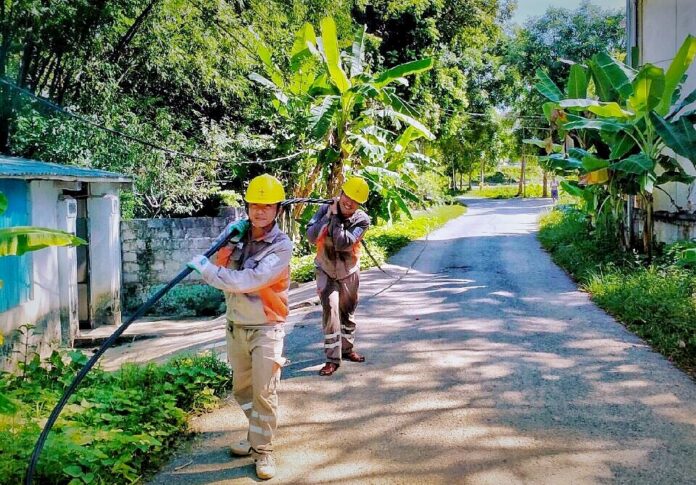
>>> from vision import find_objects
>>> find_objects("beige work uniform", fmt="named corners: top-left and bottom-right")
top-left (306, 204), bottom-right (370, 364)
top-left (201, 223), bottom-right (292, 456)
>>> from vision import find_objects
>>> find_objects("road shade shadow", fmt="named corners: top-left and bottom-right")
top-left (149, 198), bottom-right (696, 484)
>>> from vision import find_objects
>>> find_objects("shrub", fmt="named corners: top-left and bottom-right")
top-left (120, 191), bottom-right (137, 221)
top-left (0, 350), bottom-right (231, 484)
top-left (125, 284), bottom-right (225, 317)
top-left (290, 254), bottom-right (316, 283)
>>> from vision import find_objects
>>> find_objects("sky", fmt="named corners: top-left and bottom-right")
top-left (511, 0), bottom-right (626, 25)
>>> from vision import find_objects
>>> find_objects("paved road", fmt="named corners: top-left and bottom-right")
top-left (150, 197), bottom-right (696, 484)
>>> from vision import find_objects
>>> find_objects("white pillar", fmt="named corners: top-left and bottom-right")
top-left (56, 196), bottom-right (78, 345)
top-left (87, 189), bottom-right (122, 326)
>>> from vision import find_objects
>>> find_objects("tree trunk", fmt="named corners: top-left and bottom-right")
top-left (0, 83), bottom-right (9, 154)
top-left (542, 171), bottom-right (548, 198)
top-left (468, 170), bottom-right (472, 190)
top-left (0, 3), bottom-right (11, 153)
top-left (643, 194), bottom-right (654, 262)
top-left (627, 195), bottom-right (635, 250)
top-left (479, 161), bottom-right (485, 190)
top-left (517, 154), bottom-right (526, 197)
top-left (293, 161), bottom-right (324, 218)
top-left (326, 157), bottom-right (345, 198)
top-left (110, 0), bottom-right (160, 64)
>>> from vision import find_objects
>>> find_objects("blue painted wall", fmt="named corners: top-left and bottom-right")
top-left (0, 180), bottom-right (32, 313)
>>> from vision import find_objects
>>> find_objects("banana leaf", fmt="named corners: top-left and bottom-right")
top-left (320, 17), bottom-right (350, 93)
top-left (650, 111), bottom-right (696, 162)
top-left (657, 34), bottom-right (696, 115)
top-left (535, 69), bottom-right (563, 102)
top-left (373, 58), bottom-right (433, 89)
top-left (0, 227), bottom-right (86, 257)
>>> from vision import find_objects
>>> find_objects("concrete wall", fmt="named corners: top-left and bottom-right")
top-left (636, 0), bottom-right (696, 213)
top-left (120, 209), bottom-right (244, 313)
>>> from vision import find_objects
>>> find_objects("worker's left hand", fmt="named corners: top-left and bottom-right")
top-left (187, 255), bottom-right (211, 274)
top-left (329, 198), bottom-right (339, 215)
top-left (215, 219), bottom-right (250, 244)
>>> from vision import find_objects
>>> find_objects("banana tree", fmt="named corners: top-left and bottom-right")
top-left (248, 17), bottom-right (434, 220)
top-left (530, 35), bottom-right (696, 257)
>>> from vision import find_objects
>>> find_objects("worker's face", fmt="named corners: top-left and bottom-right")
top-left (339, 192), bottom-right (359, 217)
top-left (248, 203), bottom-right (278, 228)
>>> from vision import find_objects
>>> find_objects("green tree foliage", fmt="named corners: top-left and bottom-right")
top-left (506, 0), bottom-right (625, 117)
top-left (1, 0), bottom-right (358, 217)
top-left (1, 0), bottom-right (613, 219)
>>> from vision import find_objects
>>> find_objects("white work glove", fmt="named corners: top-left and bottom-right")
top-left (187, 255), bottom-right (211, 274)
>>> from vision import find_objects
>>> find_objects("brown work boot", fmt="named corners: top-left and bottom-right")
top-left (342, 350), bottom-right (365, 362)
top-left (319, 362), bottom-right (339, 376)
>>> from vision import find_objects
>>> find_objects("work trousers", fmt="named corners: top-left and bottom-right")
top-left (227, 324), bottom-right (285, 456)
top-left (316, 269), bottom-right (360, 364)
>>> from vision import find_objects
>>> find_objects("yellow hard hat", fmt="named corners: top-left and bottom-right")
top-left (342, 176), bottom-right (369, 204)
top-left (244, 174), bottom-right (286, 204)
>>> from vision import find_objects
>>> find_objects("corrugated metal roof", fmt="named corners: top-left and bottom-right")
top-left (0, 155), bottom-right (132, 183)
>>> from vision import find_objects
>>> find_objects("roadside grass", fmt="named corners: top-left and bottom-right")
top-left (0, 350), bottom-right (231, 484)
top-left (465, 184), bottom-right (544, 199)
top-left (291, 204), bottom-right (467, 283)
top-left (539, 207), bottom-right (696, 375)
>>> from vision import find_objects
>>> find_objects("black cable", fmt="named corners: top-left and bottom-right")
top-left (23, 198), bottom-right (332, 483)
top-left (24, 225), bottom-right (247, 485)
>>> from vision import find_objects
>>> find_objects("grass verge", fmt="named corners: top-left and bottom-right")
top-left (291, 204), bottom-right (467, 282)
top-left (539, 207), bottom-right (696, 376)
top-left (0, 350), bottom-right (231, 484)
top-left (464, 184), bottom-right (544, 199)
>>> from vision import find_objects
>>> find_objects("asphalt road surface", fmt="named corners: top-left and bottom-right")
top-left (150, 197), bottom-right (696, 484)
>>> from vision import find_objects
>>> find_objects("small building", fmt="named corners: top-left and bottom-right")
top-left (0, 155), bottom-right (131, 365)
top-left (627, 0), bottom-right (696, 242)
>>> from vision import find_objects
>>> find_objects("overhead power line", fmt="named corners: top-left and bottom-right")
top-left (0, 77), bottom-right (308, 166)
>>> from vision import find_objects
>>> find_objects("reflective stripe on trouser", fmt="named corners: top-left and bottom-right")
top-left (227, 324), bottom-right (285, 456)
top-left (316, 269), bottom-right (359, 364)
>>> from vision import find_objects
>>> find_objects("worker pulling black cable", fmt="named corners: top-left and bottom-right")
top-left (279, 198), bottom-right (394, 278)
top-left (24, 196), bottom-right (394, 484)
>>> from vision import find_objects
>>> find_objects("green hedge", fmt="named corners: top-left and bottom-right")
top-left (291, 205), bottom-right (466, 282)
top-left (124, 284), bottom-right (226, 317)
top-left (0, 350), bottom-right (231, 484)
top-left (539, 208), bottom-right (696, 373)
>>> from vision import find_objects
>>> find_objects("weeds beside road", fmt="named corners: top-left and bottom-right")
top-left (539, 207), bottom-right (696, 376)
top-left (0, 350), bottom-right (231, 484)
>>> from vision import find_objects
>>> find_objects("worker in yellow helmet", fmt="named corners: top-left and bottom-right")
top-left (188, 174), bottom-right (291, 480)
top-left (306, 176), bottom-right (371, 377)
